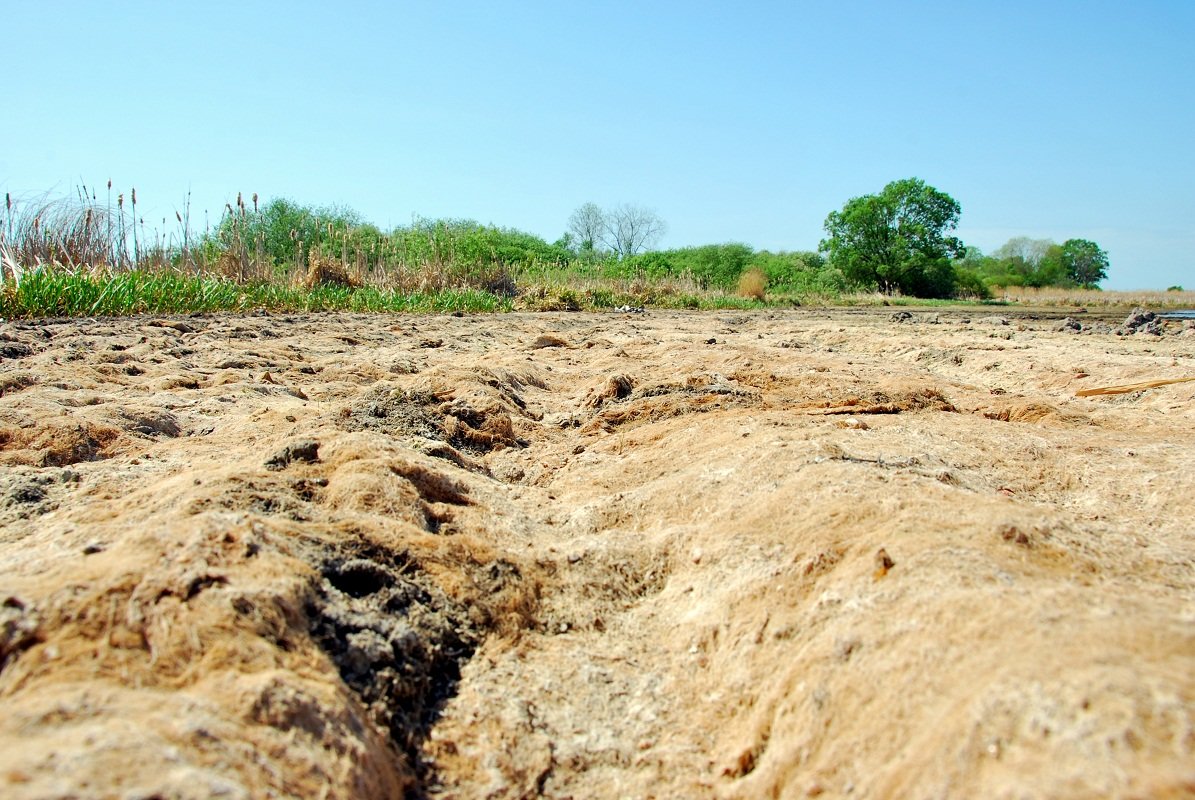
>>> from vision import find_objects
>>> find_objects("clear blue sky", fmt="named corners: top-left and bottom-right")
top-left (4, 1), bottom-right (1192, 289)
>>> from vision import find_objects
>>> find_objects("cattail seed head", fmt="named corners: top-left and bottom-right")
top-left (118, 194), bottom-right (124, 208)
top-left (176, 210), bottom-right (183, 224)
top-left (131, 188), bottom-right (137, 206)
top-left (107, 179), bottom-right (112, 190)
top-left (252, 193), bottom-right (258, 212)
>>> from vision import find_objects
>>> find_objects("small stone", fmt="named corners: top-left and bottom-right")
top-left (874, 548), bottom-right (895, 577)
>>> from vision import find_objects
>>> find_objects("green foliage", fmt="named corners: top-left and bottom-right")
top-left (965, 236), bottom-right (1108, 291)
top-left (1168, 285), bottom-right (1184, 292)
top-left (392, 217), bottom-right (568, 268)
top-left (1059, 238), bottom-right (1108, 289)
top-left (963, 239), bottom-right (1071, 289)
top-left (749, 250), bottom-right (843, 294)
top-left (820, 178), bottom-right (965, 298)
top-left (203, 199), bottom-right (571, 283)
top-left (952, 267), bottom-right (993, 299)
top-left (614, 243), bottom-right (755, 289)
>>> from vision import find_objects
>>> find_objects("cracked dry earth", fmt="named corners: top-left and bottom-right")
top-left (1, 308), bottom-right (1193, 799)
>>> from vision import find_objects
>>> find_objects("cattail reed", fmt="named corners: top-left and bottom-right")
top-left (131, 188), bottom-right (139, 267)
top-left (106, 180), bottom-right (113, 266)
top-left (117, 193), bottom-right (127, 268)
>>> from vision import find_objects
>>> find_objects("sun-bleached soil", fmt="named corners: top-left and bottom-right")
top-left (1, 307), bottom-right (1193, 799)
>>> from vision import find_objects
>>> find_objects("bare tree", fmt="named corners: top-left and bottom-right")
top-left (992, 236), bottom-right (1054, 268)
top-left (568, 202), bottom-right (607, 254)
top-left (603, 204), bottom-right (666, 258)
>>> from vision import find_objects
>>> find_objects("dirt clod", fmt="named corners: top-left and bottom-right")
top-left (264, 439), bottom-right (320, 470)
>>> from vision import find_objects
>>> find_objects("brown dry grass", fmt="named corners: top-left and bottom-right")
top-left (303, 256), bottom-right (360, 290)
top-left (737, 267), bottom-right (767, 300)
top-left (998, 285), bottom-right (1195, 308)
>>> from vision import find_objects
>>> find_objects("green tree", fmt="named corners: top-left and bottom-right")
top-left (819, 178), bottom-right (965, 297)
top-left (1059, 238), bottom-right (1108, 288)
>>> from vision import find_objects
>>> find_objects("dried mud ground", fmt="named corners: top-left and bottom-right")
top-left (1, 307), bottom-right (1193, 799)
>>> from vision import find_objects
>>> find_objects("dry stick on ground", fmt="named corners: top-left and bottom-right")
top-left (1076, 376), bottom-right (1195, 397)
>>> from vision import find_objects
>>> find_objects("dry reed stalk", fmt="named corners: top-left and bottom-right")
top-left (1076, 376), bottom-right (1195, 397)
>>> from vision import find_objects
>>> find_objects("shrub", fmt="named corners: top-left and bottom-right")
top-left (953, 267), bottom-right (992, 300)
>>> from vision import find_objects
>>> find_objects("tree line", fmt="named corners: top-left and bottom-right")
top-left (201, 183), bottom-right (1108, 298)
top-left (817, 178), bottom-right (1108, 297)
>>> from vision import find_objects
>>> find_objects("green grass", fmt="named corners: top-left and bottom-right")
top-left (1, 267), bottom-right (1016, 320)
top-left (11, 263), bottom-right (1176, 323)
top-left (0, 269), bottom-right (511, 319)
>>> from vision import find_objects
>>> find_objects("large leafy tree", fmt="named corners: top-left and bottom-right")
top-left (819, 178), bottom-right (965, 297)
top-left (1059, 238), bottom-right (1108, 288)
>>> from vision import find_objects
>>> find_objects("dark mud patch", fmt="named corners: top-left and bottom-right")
top-left (0, 596), bottom-right (40, 674)
top-left (264, 439), bottom-right (321, 471)
top-left (338, 385), bottom-right (522, 455)
top-left (0, 469), bottom-right (80, 524)
top-left (305, 543), bottom-right (479, 778)
top-left (0, 373), bottom-right (37, 397)
top-left (338, 387), bottom-right (447, 442)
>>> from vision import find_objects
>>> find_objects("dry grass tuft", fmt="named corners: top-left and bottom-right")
top-left (737, 267), bottom-right (767, 301)
top-left (304, 256), bottom-right (360, 289)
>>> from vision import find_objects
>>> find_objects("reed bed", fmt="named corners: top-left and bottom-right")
top-left (996, 285), bottom-right (1195, 308)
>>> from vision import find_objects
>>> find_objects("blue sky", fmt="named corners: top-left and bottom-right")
top-left (4, 1), bottom-right (1192, 289)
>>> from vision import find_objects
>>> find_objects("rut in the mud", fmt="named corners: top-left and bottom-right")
top-left (306, 542), bottom-right (480, 777)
